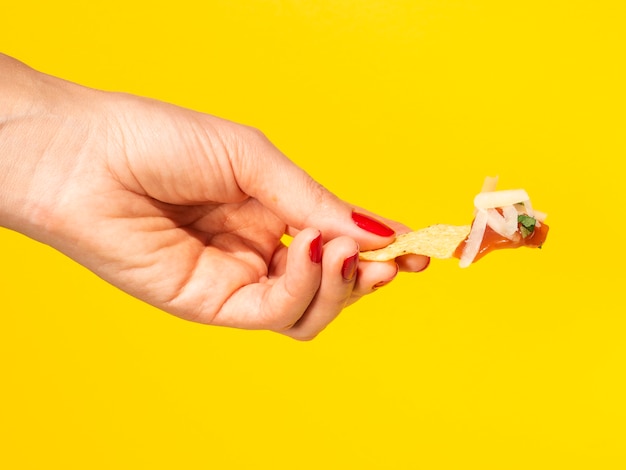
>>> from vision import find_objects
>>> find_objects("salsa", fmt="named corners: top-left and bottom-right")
top-left (454, 219), bottom-right (549, 263)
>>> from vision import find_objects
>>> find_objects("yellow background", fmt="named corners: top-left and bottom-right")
top-left (1, 1), bottom-right (625, 468)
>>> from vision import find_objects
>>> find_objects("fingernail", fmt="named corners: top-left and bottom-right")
top-left (351, 211), bottom-right (395, 237)
top-left (373, 264), bottom-right (399, 290)
top-left (309, 232), bottom-right (323, 263)
top-left (372, 279), bottom-right (391, 290)
top-left (341, 252), bottom-right (359, 282)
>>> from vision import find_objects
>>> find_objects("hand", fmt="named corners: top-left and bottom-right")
top-left (0, 54), bottom-right (429, 339)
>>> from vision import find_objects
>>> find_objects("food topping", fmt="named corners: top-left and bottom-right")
top-left (358, 176), bottom-right (548, 267)
top-left (456, 177), bottom-right (548, 267)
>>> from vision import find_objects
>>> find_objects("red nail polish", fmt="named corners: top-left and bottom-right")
top-left (309, 233), bottom-right (322, 263)
top-left (341, 252), bottom-right (359, 281)
top-left (352, 211), bottom-right (395, 237)
top-left (373, 264), bottom-right (399, 290)
top-left (372, 279), bottom-right (391, 290)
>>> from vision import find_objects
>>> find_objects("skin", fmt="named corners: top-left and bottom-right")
top-left (0, 53), bottom-right (428, 340)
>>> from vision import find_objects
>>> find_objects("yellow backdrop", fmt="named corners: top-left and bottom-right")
top-left (1, 1), bottom-right (625, 468)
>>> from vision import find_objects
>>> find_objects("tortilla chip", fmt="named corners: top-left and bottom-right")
top-left (359, 224), bottom-right (471, 261)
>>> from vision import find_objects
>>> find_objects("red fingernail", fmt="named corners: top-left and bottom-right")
top-left (342, 252), bottom-right (359, 282)
top-left (373, 264), bottom-right (399, 290)
top-left (373, 279), bottom-right (391, 290)
top-left (309, 232), bottom-right (322, 263)
top-left (352, 211), bottom-right (395, 237)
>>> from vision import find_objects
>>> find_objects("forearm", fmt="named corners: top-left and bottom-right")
top-left (0, 55), bottom-right (38, 234)
top-left (0, 54), bottom-right (83, 241)
top-left (0, 118), bottom-right (49, 238)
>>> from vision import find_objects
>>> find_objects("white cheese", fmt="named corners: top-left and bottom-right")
top-left (480, 175), bottom-right (499, 193)
top-left (474, 189), bottom-right (530, 210)
top-left (486, 207), bottom-right (518, 240)
top-left (459, 208), bottom-right (489, 268)
top-left (532, 209), bottom-right (548, 223)
top-left (460, 178), bottom-right (546, 267)
top-left (502, 204), bottom-right (519, 236)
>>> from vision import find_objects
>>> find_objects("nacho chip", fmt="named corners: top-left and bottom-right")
top-left (359, 224), bottom-right (471, 261)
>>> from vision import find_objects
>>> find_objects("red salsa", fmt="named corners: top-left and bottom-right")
top-left (454, 220), bottom-right (549, 264)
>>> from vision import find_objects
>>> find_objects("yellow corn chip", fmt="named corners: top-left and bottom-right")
top-left (359, 224), bottom-right (471, 261)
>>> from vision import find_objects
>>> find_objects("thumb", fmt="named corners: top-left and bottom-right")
top-left (231, 127), bottom-right (398, 250)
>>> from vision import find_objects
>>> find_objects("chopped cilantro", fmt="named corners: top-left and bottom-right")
top-left (518, 214), bottom-right (537, 238)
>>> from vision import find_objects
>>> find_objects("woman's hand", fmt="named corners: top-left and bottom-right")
top-left (0, 54), bottom-right (428, 339)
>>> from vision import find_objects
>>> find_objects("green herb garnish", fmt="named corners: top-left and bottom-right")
top-left (518, 214), bottom-right (537, 238)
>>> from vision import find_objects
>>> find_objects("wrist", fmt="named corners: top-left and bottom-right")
top-left (0, 117), bottom-right (51, 239)
top-left (0, 54), bottom-right (82, 242)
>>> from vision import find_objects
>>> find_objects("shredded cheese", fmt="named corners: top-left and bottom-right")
top-left (486, 208), bottom-right (517, 240)
top-left (474, 189), bottom-right (530, 209)
top-left (459, 208), bottom-right (488, 268)
top-left (480, 175), bottom-right (499, 193)
top-left (459, 177), bottom-right (547, 267)
top-left (502, 205), bottom-right (519, 236)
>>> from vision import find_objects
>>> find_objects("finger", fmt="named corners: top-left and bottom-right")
top-left (285, 208), bottom-right (414, 241)
top-left (285, 236), bottom-right (360, 341)
top-left (396, 254), bottom-right (431, 273)
top-left (212, 228), bottom-right (323, 331)
top-left (229, 128), bottom-right (398, 251)
top-left (353, 260), bottom-right (400, 294)
top-left (343, 255), bottom-right (429, 309)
